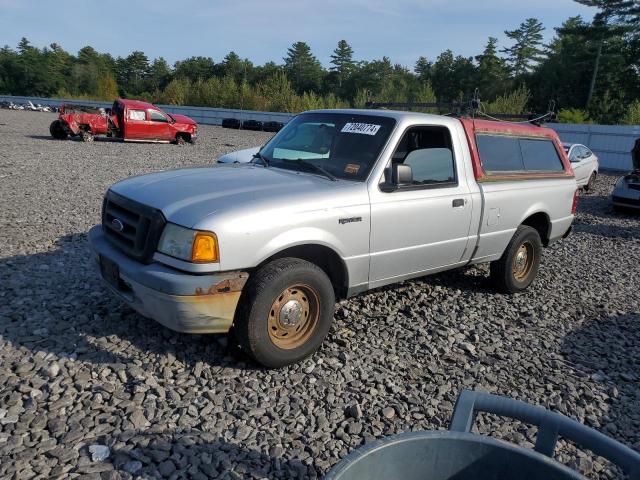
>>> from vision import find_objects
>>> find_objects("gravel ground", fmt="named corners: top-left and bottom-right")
top-left (0, 109), bottom-right (639, 479)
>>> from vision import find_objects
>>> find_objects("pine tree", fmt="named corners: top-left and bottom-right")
top-left (283, 41), bottom-right (324, 93)
top-left (575, 0), bottom-right (639, 25)
top-left (475, 37), bottom-right (510, 99)
top-left (502, 18), bottom-right (545, 76)
top-left (148, 57), bottom-right (172, 91)
top-left (329, 40), bottom-right (355, 87)
top-left (414, 56), bottom-right (432, 81)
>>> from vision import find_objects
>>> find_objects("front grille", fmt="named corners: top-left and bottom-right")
top-left (612, 195), bottom-right (640, 207)
top-left (628, 183), bottom-right (640, 191)
top-left (102, 191), bottom-right (165, 263)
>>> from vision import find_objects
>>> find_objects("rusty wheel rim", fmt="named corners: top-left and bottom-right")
top-left (267, 284), bottom-right (320, 350)
top-left (513, 241), bottom-right (535, 281)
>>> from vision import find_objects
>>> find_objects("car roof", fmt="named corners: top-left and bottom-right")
top-left (117, 98), bottom-right (157, 109)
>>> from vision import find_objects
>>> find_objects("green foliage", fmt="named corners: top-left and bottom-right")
top-left (159, 78), bottom-right (190, 105)
top-left (352, 88), bottom-right (370, 108)
top-left (96, 72), bottom-right (118, 100)
top-left (557, 108), bottom-right (592, 123)
top-left (483, 85), bottom-right (530, 115)
top-left (621, 100), bottom-right (640, 125)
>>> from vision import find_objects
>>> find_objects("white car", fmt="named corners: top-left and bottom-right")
top-left (611, 140), bottom-right (640, 212)
top-left (563, 143), bottom-right (599, 191)
top-left (217, 146), bottom-right (259, 164)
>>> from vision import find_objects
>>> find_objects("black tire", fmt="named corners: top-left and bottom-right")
top-left (233, 258), bottom-right (335, 368)
top-left (80, 130), bottom-right (94, 142)
top-left (585, 172), bottom-right (597, 191)
top-left (490, 225), bottom-right (542, 294)
top-left (175, 134), bottom-right (187, 145)
top-left (49, 120), bottom-right (68, 140)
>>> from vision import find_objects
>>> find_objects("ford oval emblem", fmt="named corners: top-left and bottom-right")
top-left (111, 218), bottom-right (124, 232)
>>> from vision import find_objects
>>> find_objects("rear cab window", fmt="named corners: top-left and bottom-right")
top-left (476, 134), bottom-right (564, 175)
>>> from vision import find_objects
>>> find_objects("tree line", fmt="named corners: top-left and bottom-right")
top-left (0, 0), bottom-right (638, 124)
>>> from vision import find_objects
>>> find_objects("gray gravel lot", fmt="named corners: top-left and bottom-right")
top-left (1, 109), bottom-right (639, 479)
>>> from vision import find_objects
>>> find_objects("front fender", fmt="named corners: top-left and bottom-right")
top-left (254, 227), bottom-right (348, 266)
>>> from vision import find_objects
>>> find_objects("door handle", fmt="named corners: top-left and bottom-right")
top-left (452, 198), bottom-right (465, 208)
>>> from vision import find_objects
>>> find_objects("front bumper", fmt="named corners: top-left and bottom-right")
top-left (612, 194), bottom-right (640, 210)
top-left (88, 225), bottom-right (248, 333)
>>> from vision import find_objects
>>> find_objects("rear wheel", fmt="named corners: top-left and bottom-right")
top-left (490, 225), bottom-right (542, 294)
top-left (233, 258), bottom-right (335, 368)
top-left (49, 120), bottom-right (68, 140)
top-left (585, 172), bottom-right (597, 191)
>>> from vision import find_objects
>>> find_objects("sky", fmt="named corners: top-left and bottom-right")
top-left (0, 0), bottom-right (597, 68)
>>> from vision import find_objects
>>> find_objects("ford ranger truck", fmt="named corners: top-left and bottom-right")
top-left (89, 110), bottom-right (577, 367)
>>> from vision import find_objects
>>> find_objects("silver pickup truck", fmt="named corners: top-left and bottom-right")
top-left (89, 109), bottom-right (577, 367)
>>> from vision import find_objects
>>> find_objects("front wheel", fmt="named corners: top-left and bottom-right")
top-left (585, 172), bottom-right (597, 192)
top-left (80, 130), bottom-right (94, 142)
top-left (233, 258), bottom-right (335, 368)
top-left (490, 225), bottom-right (542, 294)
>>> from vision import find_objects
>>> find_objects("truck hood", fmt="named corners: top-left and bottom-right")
top-left (109, 164), bottom-right (363, 228)
top-left (170, 113), bottom-right (196, 125)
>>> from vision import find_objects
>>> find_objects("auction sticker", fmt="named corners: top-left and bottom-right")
top-left (341, 123), bottom-right (381, 135)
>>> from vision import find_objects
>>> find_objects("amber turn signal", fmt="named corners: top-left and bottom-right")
top-left (191, 232), bottom-right (219, 263)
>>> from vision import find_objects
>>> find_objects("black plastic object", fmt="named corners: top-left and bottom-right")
top-left (221, 118), bottom-right (241, 129)
top-left (324, 390), bottom-right (640, 480)
top-left (263, 121), bottom-right (285, 132)
top-left (242, 119), bottom-right (263, 131)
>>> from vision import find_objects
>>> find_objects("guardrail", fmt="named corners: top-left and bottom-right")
top-left (1, 95), bottom-right (638, 170)
top-left (0, 94), bottom-right (295, 127)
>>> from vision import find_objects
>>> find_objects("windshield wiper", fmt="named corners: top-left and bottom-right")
top-left (293, 159), bottom-right (337, 182)
top-left (252, 151), bottom-right (270, 167)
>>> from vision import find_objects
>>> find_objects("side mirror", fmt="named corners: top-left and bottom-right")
top-left (381, 163), bottom-right (413, 192)
top-left (392, 164), bottom-right (413, 185)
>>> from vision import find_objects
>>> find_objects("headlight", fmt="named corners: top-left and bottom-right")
top-left (157, 223), bottom-right (219, 263)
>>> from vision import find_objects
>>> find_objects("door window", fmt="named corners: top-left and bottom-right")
top-left (388, 126), bottom-right (456, 187)
top-left (578, 146), bottom-right (592, 159)
top-left (569, 145), bottom-right (580, 162)
top-left (128, 109), bottom-right (146, 121)
top-left (149, 110), bottom-right (168, 122)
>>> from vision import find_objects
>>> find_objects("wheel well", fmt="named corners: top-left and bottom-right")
top-left (258, 244), bottom-right (349, 298)
top-left (176, 132), bottom-right (191, 141)
top-left (522, 212), bottom-right (551, 246)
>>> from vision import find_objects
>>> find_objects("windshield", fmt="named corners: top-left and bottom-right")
top-left (260, 112), bottom-right (396, 181)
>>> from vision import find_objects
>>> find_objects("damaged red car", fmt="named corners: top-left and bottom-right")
top-left (49, 99), bottom-right (197, 144)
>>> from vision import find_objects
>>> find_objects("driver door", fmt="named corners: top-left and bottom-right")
top-left (147, 109), bottom-right (173, 141)
top-left (368, 125), bottom-right (474, 286)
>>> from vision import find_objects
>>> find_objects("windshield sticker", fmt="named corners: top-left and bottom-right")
top-left (341, 123), bottom-right (381, 135)
top-left (344, 164), bottom-right (360, 174)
